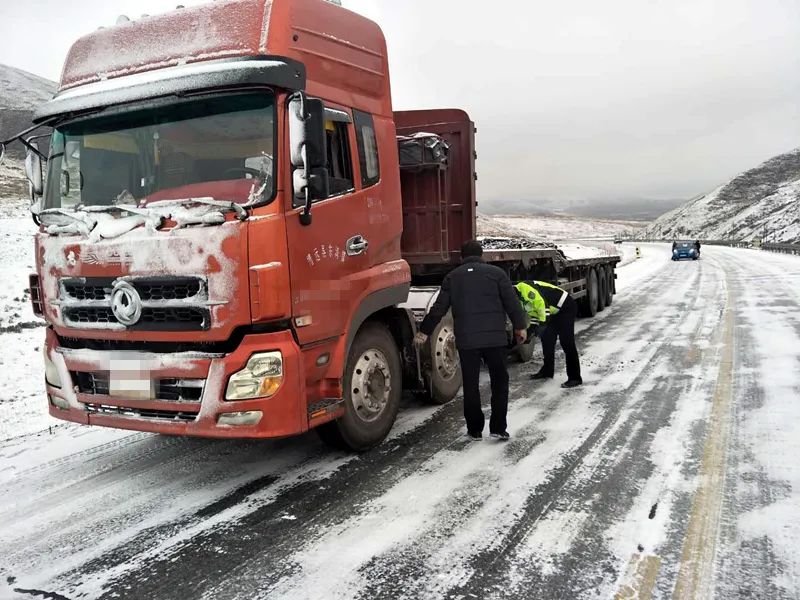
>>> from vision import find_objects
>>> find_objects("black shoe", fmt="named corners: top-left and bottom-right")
top-left (561, 379), bottom-right (583, 388)
top-left (466, 431), bottom-right (483, 440)
top-left (531, 372), bottom-right (553, 380)
top-left (490, 431), bottom-right (510, 441)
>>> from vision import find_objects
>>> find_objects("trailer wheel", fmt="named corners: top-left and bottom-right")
top-left (597, 270), bottom-right (607, 312)
top-left (581, 268), bottom-right (599, 317)
top-left (604, 267), bottom-right (614, 306)
top-left (316, 323), bottom-right (402, 451)
top-left (426, 316), bottom-right (461, 404)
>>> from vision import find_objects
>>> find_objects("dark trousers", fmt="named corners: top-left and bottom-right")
top-left (458, 346), bottom-right (509, 434)
top-left (539, 297), bottom-right (582, 381)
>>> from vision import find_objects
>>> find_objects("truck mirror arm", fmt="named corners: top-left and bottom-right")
top-left (0, 123), bottom-right (51, 165)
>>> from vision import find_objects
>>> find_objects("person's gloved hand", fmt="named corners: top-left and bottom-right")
top-left (414, 332), bottom-right (428, 346)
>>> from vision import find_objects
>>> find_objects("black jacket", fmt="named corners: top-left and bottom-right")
top-left (419, 257), bottom-right (527, 350)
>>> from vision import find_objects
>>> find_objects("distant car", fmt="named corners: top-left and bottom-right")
top-left (613, 238), bottom-right (623, 244)
top-left (672, 241), bottom-right (699, 261)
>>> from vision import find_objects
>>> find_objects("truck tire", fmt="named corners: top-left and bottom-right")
top-left (597, 270), bottom-right (607, 312)
top-left (316, 323), bottom-right (402, 451)
top-left (581, 268), bottom-right (599, 317)
top-left (426, 316), bottom-right (461, 404)
top-left (604, 267), bottom-right (614, 306)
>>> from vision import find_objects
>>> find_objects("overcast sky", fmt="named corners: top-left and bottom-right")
top-left (2, 0), bottom-right (799, 208)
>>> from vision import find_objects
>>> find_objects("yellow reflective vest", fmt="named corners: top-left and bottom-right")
top-left (515, 281), bottom-right (568, 324)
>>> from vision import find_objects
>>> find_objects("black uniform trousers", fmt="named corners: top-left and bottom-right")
top-left (539, 296), bottom-right (582, 381)
top-left (458, 346), bottom-right (509, 434)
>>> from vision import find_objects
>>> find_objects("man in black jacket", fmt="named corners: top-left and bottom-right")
top-left (415, 240), bottom-right (527, 440)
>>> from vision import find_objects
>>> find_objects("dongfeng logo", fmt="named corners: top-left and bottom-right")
top-left (110, 281), bottom-right (142, 326)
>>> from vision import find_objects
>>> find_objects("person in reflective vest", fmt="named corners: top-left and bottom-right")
top-left (515, 280), bottom-right (583, 388)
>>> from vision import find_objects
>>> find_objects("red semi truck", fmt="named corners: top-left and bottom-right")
top-left (1, 0), bottom-right (619, 450)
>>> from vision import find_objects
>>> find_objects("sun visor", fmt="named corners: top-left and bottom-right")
top-left (33, 57), bottom-right (305, 124)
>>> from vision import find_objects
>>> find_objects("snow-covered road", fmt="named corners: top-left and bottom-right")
top-left (1, 243), bottom-right (799, 599)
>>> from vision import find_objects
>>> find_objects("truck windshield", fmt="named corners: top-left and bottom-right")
top-left (45, 91), bottom-right (275, 210)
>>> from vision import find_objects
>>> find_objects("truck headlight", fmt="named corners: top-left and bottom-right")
top-left (225, 351), bottom-right (283, 400)
top-left (43, 347), bottom-right (62, 388)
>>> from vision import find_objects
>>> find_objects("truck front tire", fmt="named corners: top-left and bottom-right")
top-left (316, 323), bottom-right (402, 451)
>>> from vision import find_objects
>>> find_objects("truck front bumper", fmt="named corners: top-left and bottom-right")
top-left (43, 328), bottom-right (307, 438)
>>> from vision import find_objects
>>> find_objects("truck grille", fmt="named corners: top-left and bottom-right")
top-left (84, 403), bottom-right (199, 422)
top-left (62, 306), bottom-right (207, 329)
top-left (73, 371), bottom-right (205, 402)
top-left (63, 277), bottom-right (203, 302)
top-left (60, 276), bottom-right (211, 331)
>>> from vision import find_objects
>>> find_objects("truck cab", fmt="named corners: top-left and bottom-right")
top-left (28, 0), bottom-right (414, 449)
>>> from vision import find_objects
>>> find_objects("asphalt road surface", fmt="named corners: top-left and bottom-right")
top-left (1, 244), bottom-right (799, 600)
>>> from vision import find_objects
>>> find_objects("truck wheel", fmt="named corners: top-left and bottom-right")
top-left (426, 317), bottom-right (461, 404)
top-left (581, 268), bottom-right (599, 317)
top-left (316, 323), bottom-right (402, 451)
top-left (597, 270), bottom-right (607, 312)
top-left (604, 267), bottom-right (614, 306)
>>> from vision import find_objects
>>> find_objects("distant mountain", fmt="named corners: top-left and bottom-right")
top-left (647, 149), bottom-right (800, 243)
top-left (0, 64), bottom-right (57, 160)
top-left (479, 196), bottom-right (684, 222)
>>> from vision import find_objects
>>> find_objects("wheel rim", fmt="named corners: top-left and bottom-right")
top-left (350, 349), bottom-right (392, 422)
top-left (434, 325), bottom-right (459, 381)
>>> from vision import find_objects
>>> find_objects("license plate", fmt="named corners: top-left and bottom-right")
top-left (109, 377), bottom-right (155, 400)
top-left (109, 359), bottom-right (155, 400)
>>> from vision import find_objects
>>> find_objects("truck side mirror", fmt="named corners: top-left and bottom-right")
top-left (288, 92), bottom-right (329, 226)
top-left (25, 141), bottom-right (44, 200)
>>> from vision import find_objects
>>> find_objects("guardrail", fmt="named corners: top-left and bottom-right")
top-left (761, 243), bottom-right (800, 255)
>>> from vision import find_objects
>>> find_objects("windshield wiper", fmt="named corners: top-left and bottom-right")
top-left (146, 198), bottom-right (248, 220)
top-left (76, 204), bottom-right (152, 218)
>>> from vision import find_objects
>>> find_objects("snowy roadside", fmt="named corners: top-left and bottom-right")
top-left (0, 213), bottom-right (51, 441)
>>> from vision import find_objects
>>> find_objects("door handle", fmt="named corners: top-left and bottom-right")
top-left (346, 235), bottom-right (369, 256)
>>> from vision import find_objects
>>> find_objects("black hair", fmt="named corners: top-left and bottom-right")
top-left (461, 239), bottom-right (483, 258)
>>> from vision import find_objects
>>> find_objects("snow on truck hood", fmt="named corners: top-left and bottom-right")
top-left (36, 204), bottom-right (247, 333)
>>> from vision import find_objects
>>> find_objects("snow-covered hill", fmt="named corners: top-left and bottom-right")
top-left (0, 64), bottom-right (57, 161)
top-left (480, 213), bottom-right (647, 241)
top-left (0, 63), bottom-right (57, 110)
top-left (648, 148), bottom-right (800, 243)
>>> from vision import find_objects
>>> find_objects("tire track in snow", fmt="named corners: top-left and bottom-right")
top-left (437, 255), bottom-right (726, 600)
top-left (2, 245), bottom-right (683, 600)
top-left (246, 253), bottom-right (716, 600)
top-left (86, 246), bottom-right (685, 600)
top-left (709, 248), bottom-right (800, 599)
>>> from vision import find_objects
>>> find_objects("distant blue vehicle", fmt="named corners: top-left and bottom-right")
top-left (672, 241), bottom-right (699, 261)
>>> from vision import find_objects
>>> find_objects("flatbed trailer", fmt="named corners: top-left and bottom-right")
top-left (395, 109), bottom-right (619, 313)
top-left (394, 109), bottom-right (619, 395)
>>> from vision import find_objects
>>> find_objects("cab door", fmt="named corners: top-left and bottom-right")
top-left (284, 105), bottom-right (373, 346)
